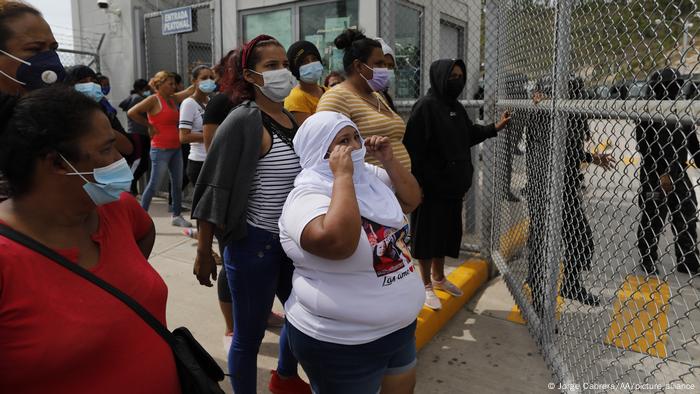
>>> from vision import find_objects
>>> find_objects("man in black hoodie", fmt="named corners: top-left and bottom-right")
top-left (404, 59), bottom-right (511, 310)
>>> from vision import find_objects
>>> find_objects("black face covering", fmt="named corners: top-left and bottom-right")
top-left (445, 78), bottom-right (466, 100)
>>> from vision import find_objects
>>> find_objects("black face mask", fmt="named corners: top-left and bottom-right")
top-left (445, 78), bottom-right (465, 100)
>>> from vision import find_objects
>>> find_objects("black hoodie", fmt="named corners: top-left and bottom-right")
top-left (403, 59), bottom-right (497, 199)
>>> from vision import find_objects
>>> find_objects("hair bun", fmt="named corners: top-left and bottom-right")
top-left (0, 93), bottom-right (19, 134)
top-left (334, 28), bottom-right (366, 50)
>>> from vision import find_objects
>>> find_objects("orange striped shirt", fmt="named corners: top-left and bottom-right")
top-left (317, 85), bottom-right (410, 169)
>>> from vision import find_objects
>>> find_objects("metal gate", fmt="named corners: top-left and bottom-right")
top-left (144, 1), bottom-right (216, 84)
top-left (383, 0), bottom-right (699, 391)
top-left (491, 0), bottom-right (700, 391)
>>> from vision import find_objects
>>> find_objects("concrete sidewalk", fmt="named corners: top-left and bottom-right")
top-left (146, 198), bottom-right (552, 393)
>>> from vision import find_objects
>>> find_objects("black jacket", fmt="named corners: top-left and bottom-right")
top-left (636, 120), bottom-right (700, 182)
top-left (404, 59), bottom-right (496, 199)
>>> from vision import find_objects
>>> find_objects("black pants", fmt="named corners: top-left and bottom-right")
top-left (186, 159), bottom-right (204, 188)
top-left (130, 134), bottom-right (151, 195)
top-left (637, 172), bottom-right (699, 270)
top-left (503, 124), bottom-right (524, 194)
top-left (525, 138), bottom-right (550, 317)
top-left (561, 187), bottom-right (593, 294)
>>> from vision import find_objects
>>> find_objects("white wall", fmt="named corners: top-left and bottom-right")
top-left (71, 0), bottom-right (480, 120)
top-left (71, 0), bottom-right (138, 125)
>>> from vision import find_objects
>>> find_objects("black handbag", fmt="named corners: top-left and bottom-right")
top-left (0, 224), bottom-right (226, 394)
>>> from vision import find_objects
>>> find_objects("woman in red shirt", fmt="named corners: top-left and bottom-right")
top-left (128, 70), bottom-right (194, 228)
top-left (0, 87), bottom-right (180, 394)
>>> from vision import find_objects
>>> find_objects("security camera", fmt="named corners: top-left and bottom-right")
top-left (97, 1), bottom-right (109, 9)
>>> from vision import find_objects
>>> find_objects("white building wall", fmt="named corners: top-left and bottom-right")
top-left (71, 0), bottom-right (140, 125)
top-left (70, 0), bottom-right (481, 122)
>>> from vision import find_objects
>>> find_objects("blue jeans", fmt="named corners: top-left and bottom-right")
top-left (224, 224), bottom-right (298, 394)
top-left (287, 320), bottom-right (417, 394)
top-left (140, 147), bottom-right (183, 216)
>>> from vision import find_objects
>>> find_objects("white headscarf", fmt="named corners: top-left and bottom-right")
top-left (289, 111), bottom-right (404, 228)
top-left (375, 37), bottom-right (395, 63)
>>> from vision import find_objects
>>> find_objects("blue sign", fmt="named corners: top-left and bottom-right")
top-left (162, 7), bottom-right (193, 35)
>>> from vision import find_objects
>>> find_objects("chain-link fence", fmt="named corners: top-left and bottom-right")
top-left (56, 30), bottom-right (105, 72)
top-left (381, 0), bottom-right (700, 391)
top-left (56, 48), bottom-right (101, 71)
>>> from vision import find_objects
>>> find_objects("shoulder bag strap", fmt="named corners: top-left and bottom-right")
top-left (0, 223), bottom-right (176, 347)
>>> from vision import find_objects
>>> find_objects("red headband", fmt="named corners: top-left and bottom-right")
top-left (241, 34), bottom-right (275, 70)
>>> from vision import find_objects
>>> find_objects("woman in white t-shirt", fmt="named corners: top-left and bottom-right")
top-left (279, 111), bottom-right (425, 394)
top-left (179, 65), bottom-right (216, 195)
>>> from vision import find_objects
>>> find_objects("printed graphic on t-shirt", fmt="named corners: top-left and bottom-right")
top-left (362, 218), bottom-right (412, 277)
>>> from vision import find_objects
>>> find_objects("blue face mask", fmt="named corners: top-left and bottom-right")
top-left (143, 90), bottom-right (152, 97)
top-left (61, 155), bottom-right (134, 206)
top-left (198, 79), bottom-right (216, 94)
top-left (0, 49), bottom-right (66, 90)
top-left (75, 82), bottom-right (105, 103)
top-left (101, 86), bottom-right (111, 96)
top-left (299, 61), bottom-right (324, 83)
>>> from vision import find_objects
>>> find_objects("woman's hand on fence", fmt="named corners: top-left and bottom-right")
top-left (495, 110), bottom-right (512, 131)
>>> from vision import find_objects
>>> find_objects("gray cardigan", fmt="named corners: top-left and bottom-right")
top-left (191, 100), bottom-right (263, 246)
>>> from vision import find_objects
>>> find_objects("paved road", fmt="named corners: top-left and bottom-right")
top-left (489, 117), bottom-right (700, 390)
top-left (144, 198), bottom-right (551, 393)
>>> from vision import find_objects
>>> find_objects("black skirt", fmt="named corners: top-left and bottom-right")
top-left (410, 198), bottom-right (463, 259)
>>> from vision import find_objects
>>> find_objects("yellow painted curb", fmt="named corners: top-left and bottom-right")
top-left (498, 219), bottom-right (530, 261)
top-left (593, 139), bottom-right (612, 154)
top-left (415, 259), bottom-right (489, 351)
top-left (605, 275), bottom-right (670, 358)
top-left (507, 262), bottom-right (566, 325)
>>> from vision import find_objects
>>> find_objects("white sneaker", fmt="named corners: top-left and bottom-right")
top-left (432, 277), bottom-right (464, 297)
top-left (171, 215), bottom-right (193, 228)
top-left (424, 287), bottom-right (442, 310)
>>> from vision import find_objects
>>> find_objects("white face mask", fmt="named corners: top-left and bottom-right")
top-left (250, 68), bottom-right (296, 102)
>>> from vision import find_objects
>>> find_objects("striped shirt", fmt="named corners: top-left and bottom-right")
top-left (246, 129), bottom-right (302, 234)
top-left (317, 85), bottom-right (410, 169)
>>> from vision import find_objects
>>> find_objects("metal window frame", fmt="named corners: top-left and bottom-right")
top-left (439, 13), bottom-right (466, 60)
top-left (238, 0), bottom-right (360, 46)
top-left (395, 0), bottom-right (425, 98)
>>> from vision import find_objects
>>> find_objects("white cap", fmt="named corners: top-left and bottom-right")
top-left (375, 37), bottom-right (395, 62)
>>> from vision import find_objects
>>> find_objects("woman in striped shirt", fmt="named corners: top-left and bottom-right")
top-left (191, 35), bottom-right (309, 394)
top-left (317, 29), bottom-right (411, 169)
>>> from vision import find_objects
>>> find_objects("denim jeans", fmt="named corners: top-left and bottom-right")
top-left (224, 224), bottom-right (298, 394)
top-left (140, 147), bottom-right (183, 216)
top-left (287, 320), bottom-right (417, 394)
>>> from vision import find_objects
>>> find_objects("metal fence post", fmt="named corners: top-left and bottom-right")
top-left (542, 0), bottom-right (576, 387)
top-left (175, 33), bottom-right (183, 76)
top-left (378, 0), bottom-right (396, 48)
top-left (481, 0), bottom-right (499, 275)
